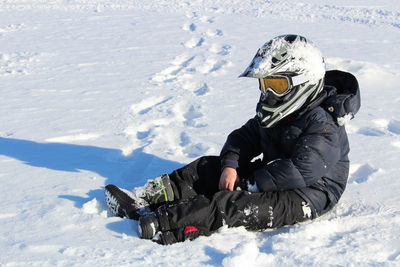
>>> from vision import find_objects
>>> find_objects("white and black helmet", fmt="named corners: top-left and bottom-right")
top-left (240, 34), bottom-right (325, 128)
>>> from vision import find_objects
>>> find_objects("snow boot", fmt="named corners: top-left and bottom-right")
top-left (138, 213), bottom-right (200, 244)
top-left (104, 174), bottom-right (174, 220)
top-left (132, 174), bottom-right (175, 206)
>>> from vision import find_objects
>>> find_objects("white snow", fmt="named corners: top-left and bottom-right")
top-left (337, 113), bottom-right (354, 126)
top-left (1, 0), bottom-right (400, 266)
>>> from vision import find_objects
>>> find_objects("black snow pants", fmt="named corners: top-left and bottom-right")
top-left (153, 156), bottom-right (319, 237)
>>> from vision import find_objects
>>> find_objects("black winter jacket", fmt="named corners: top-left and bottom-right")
top-left (220, 70), bottom-right (361, 215)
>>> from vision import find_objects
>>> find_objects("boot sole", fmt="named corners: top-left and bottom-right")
top-left (104, 184), bottom-right (139, 219)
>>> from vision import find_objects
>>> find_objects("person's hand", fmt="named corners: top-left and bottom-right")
top-left (219, 167), bottom-right (239, 191)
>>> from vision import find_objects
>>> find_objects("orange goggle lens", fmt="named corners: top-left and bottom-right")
top-left (259, 77), bottom-right (290, 95)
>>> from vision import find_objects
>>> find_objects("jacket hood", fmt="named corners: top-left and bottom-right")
top-left (292, 70), bottom-right (360, 126)
top-left (322, 70), bottom-right (361, 126)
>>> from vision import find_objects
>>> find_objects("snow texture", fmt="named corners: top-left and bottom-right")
top-left (1, 0), bottom-right (400, 266)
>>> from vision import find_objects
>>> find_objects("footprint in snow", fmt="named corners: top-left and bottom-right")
top-left (184, 105), bottom-right (207, 128)
top-left (348, 163), bottom-right (378, 184)
top-left (199, 16), bottom-right (215, 23)
top-left (180, 132), bottom-right (209, 158)
top-left (130, 96), bottom-right (171, 115)
top-left (195, 83), bottom-right (210, 96)
top-left (183, 37), bottom-right (204, 48)
top-left (388, 119), bottom-right (400, 135)
top-left (219, 44), bottom-right (231, 56)
top-left (152, 55), bottom-right (196, 83)
top-left (357, 127), bottom-right (386, 137)
top-left (197, 58), bottom-right (230, 74)
top-left (180, 132), bottom-right (190, 147)
top-left (136, 130), bottom-right (151, 140)
top-left (184, 142), bottom-right (209, 158)
top-left (181, 81), bottom-right (210, 96)
top-left (205, 29), bottom-right (223, 37)
top-left (182, 22), bottom-right (196, 32)
top-left (357, 119), bottom-right (400, 137)
top-left (210, 44), bottom-right (231, 56)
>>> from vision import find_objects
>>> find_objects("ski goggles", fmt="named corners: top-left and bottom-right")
top-left (259, 74), bottom-right (308, 97)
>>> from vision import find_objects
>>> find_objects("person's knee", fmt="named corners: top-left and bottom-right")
top-left (198, 155), bottom-right (220, 165)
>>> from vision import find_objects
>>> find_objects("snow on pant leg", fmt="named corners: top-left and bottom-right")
top-left (168, 156), bottom-right (221, 200)
top-left (212, 190), bottom-right (311, 230)
top-left (155, 189), bottom-right (311, 236)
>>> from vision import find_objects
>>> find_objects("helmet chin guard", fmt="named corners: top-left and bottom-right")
top-left (256, 81), bottom-right (324, 128)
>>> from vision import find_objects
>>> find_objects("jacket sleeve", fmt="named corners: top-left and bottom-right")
top-left (220, 118), bottom-right (262, 169)
top-left (254, 110), bottom-right (341, 192)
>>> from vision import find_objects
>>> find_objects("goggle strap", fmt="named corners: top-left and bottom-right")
top-left (290, 74), bottom-right (308, 87)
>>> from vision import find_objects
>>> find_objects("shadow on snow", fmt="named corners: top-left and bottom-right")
top-left (0, 137), bottom-right (183, 208)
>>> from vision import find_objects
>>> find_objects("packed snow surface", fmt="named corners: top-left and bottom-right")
top-left (1, 0), bottom-right (400, 266)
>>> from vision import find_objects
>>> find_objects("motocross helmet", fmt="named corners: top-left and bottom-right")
top-left (240, 34), bottom-right (325, 128)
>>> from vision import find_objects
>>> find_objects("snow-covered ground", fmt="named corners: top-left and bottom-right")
top-left (1, 0), bottom-right (400, 266)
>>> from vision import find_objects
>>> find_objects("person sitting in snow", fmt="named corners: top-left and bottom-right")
top-left (104, 34), bottom-right (361, 245)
